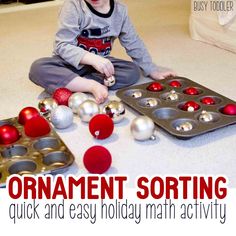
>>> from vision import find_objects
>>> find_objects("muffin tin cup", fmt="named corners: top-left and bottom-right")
top-left (116, 76), bottom-right (236, 139)
top-left (0, 117), bottom-right (75, 187)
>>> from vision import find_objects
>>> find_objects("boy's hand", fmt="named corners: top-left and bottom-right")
top-left (149, 70), bottom-right (176, 80)
top-left (81, 52), bottom-right (114, 78)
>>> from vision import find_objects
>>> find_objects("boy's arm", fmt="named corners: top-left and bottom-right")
top-left (118, 8), bottom-right (158, 77)
top-left (118, 11), bottom-right (176, 80)
top-left (54, 0), bottom-right (87, 68)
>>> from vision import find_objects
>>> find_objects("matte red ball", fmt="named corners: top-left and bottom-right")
top-left (0, 125), bottom-right (20, 145)
top-left (222, 104), bottom-right (236, 115)
top-left (24, 116), bottom-right (51, 138)
top-left (52, 88), bottom-right (72, 106)
top-left (147, 82), bottom-right (164, 92)
top-left (18, 107), bottom-right (40, 125)
top-left (182, 101), bottom-right (200, 111)
top-left (201, 97), bottom-right (216, 105)
top-left (83, 146), bottom-right (112, 174)
top-left (89, 114), bottom-right (114, 139)
top-left (169, 80), bottom-right (182, 88)
top-left (184, 87), bottom-right (200, 95)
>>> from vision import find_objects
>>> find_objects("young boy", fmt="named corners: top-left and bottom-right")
top-left (29, 0), bottom-right (175, 104)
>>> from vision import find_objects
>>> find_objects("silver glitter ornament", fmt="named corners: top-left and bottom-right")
top-left (145, 99), bottom-right (158, 107)
top-left (68, 92), bottom-right (88, 114)
top-left (131, 91), bottom-right (142, 98)
top-left (103, 100), bottom-right (125, 123)
top-left (104, 76), bottom-right (116, 87)
top-left (38, 98), bottom-right (58, 117)
top-left (176, 122), bottom-right (193, 132)
top-left (130, 116), bottom-right (156, 141)
top-left (78, 100), bottom-right (100, 122)
top-left (199, 110), bottom-right (214, 122)
top-left (51, 105), bottom-right (73, 129)
top-left (166, 90), bottom-right (179, 101)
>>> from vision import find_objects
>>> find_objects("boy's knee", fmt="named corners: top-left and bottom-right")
top-left (29, 57), bottom-right (51, 83)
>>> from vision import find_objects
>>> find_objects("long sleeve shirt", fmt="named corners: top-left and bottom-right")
top-left (53, 0), bottom-right (158, 76)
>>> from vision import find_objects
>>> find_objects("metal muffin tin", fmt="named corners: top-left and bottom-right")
top-left (0, 117), bottom-right (74, 187)
top-left (116, 76), bottom-right (236, 139)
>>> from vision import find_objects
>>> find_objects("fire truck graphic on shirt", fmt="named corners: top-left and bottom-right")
top-left (77, 26), bottom-right (112, 57)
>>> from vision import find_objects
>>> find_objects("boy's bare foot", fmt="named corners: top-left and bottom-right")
top-left (90, 81), bottom-right (108, 104)
top-left (65, 76), bottom-right (108, 104)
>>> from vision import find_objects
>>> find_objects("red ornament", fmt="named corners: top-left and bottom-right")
top-left (83, 146), bottom-right (112, 174)
top-left (24, 116), bottom-right (51, 138)
top-left (52, 88), bottom-right (72, 106)
top-left (201, 97), bottom-right (216, 105)
top-left (184, 87), bottom-right (200, 95)
top-left (89, 114), bottom-right (114, 140)
top-left (0, 125), bottom-right (20, 145)
top-left (182, 101), bottom-right (200, 111)
top-left (18, 107), bottom-right (40, 125)
top-left (147, 82), bottom-right (164, 92)
top-left (169, 80), bottom-right (182, 88)
top-left (222, 104), bottom-right (236, 115)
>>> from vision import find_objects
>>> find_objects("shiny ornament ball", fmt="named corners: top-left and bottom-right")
top-left (83, 146), bottom-right (112, 174)
top-left (24, 116), bottom-right (51, 138)
top-left (78, 100), bottom-right (100, 122)
top-left (199, 110), bottom-right (214, 122)
top-left (51, 105), bottom-right (73, 129)
top-left (169, 80), bottom-right (182, 88)
top-left (182, 101), bottom-right (200, 112)
top-left (131, 91), bottom-right (142, 98)
top-left (176, 122), bottom-right (193, 132)
top-left (147, 82), bottom-right (164, 92)
top-left (18, 107), bottom-right (40, 125)
top-left (103, 100), bottom-right (125, 123)
top-left (38, 98), bottom-right (58, 117)
top-left (130, 116), bottom-right (155, 141)
top-left (166, 90), bottom-right (179, 101)
top-left (89, 114), bottom-right (114, 139)
top-left (104, 76), bottom-right (116, 87)
top-left (52, 88), bottom-right (72, 106)
top-left (201, 97), bottom-right (216, 105)
top-left (184, 87), bottom-right (200, 95)
top-left (145, 98), bottom-right (158, 107)
top-left (68, 92), bottom-right (88, 114)
top-left (222, 104), bottom-right (236, 115)
top-left (0, 125), bottom-right (20, 145)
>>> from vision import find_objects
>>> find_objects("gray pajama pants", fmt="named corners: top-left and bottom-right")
top-left (29, 55), bottom-right (140, 94)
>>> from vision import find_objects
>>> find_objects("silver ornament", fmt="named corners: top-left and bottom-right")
top-left (103, 100), bottom-right (125, 123)
top-left (68, 92), bottom-right (88, 114)
top-left (131, 91), bottom-right (142, 98)
top-left (166, 90), bottom-right (179, 101)
top-left (51, 105), bottom-right (73, 129)
top-left (176, 122), bottom-right (193, 132)
top-left (199, 110), bottom-right (214, 122)
top-left (78, 100), bottom-right (100, 122)
top-left (130, 116), bottom-right (156, 141)
top-left (38, 98), bottom-right (58, 117)
top-left (145, 99), bottom-right (158, 107)
top-left (104, 76), bottom-right (116, 87)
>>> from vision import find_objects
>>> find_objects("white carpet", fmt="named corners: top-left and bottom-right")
top-left (0, 0), bottom-right (236, 187)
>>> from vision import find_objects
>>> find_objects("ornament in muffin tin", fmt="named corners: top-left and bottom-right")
top-left (166, 90), bottom-right (179, 101)
top-left (176, 122), bottom-right (193, 132)
top-left (199, 110), bottom-right (214, 122)
top-left (131, 91), bottom-right (142, 98)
